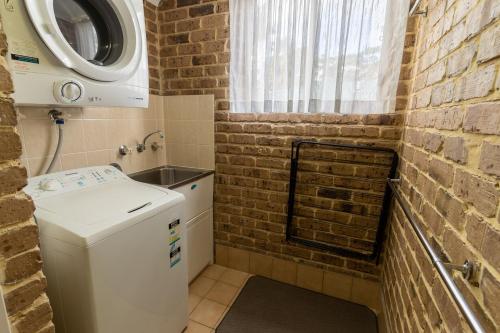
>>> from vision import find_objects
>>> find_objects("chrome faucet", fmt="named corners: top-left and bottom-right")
top-left (137, 130), bottom-right (164, 153)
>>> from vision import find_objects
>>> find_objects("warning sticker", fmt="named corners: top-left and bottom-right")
top-left (169, 219), bottom-right (181, 268)
top-left (170, 244), bottom-right (181, 268)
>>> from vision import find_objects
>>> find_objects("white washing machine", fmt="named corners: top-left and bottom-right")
top-left (24, 166), bottom-right (188, 333)
top-left (0, 0), bottom-right (149, 108)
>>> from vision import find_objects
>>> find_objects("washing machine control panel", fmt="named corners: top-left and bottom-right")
top-left (25, 166), bottom-right (128, 199)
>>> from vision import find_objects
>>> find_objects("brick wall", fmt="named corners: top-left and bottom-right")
top-left (150, 3), bottom-right (500, 330)
top-left (145, 1), bottom-right (162, 95)
top-left (152, 0), bottom-right (411, 280)
top-left (157, 0), bottom-right (230, 111)
top-left (381, 0), bottom-right (500, 332)
top-left (0, 25), bottom-right (54, 333)
top-left (213, 113), bottom-right (402, 280)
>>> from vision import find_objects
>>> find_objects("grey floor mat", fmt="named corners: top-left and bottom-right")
top-left (216, 276), bottom-right (378, 333)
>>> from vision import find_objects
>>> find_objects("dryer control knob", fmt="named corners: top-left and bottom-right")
top-left (54, 80), bottom-right (84, 104)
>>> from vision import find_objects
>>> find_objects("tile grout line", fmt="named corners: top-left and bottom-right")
top-left (189, 266), bottom-right (253, 331)
top-left (189, 318), bottom-right (216, 330)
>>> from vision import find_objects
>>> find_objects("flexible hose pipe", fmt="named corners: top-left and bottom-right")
top-left (44, 119), bottom-right (64, 175)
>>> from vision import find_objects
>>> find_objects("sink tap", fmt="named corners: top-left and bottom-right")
top-left (137, 130), bottom-right (164, 153)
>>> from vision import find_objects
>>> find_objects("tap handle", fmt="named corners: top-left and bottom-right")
top-left (119, 145), bottom-right (132, 156)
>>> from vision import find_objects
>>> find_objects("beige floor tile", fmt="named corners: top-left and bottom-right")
top-left (189, 292), bottom-right (202, 314)
top-left (271, 258), bottom-right (297, 285)
top-left (202, 264), bottom-right (227, 280)
top-left (185, 320), bottom-right (213, 333)
top-left (296, 264), bottom-right (324, 293)
top-left (323, 271), bottom-right (353, 300)
top-left (216, 306), bottom-right (230, 327)
top-left (190, 299), bottom-right (227, 328)
top-left (190, 276), bottom-right (217, 297)
top-left (205, 281), bottom-right (239, 306)
top-left (219, 268), bottom-right (250, 287)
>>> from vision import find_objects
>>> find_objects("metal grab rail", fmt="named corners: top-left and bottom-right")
top-left (410, 0), bottom-right (427, 16)
top-left (409, 0), bottom-right (421, 15)
top-left (387, 179), bottom-right (485, 333)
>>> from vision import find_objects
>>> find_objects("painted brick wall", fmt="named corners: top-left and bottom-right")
top-left (381, 0), bottom-right (500, 332)
top-left (0, 25), bottom-right (54, 333)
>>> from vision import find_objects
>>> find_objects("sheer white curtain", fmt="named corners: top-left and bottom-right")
top-left (74, 21), bottom-right (99, 61)
top-left (230, 0), bottom-right (409, 114)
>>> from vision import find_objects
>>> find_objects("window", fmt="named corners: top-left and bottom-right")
top-left (230, 0), bottom-right (410, 114)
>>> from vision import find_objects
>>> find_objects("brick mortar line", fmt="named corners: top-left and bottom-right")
top-left (397, 163), bottom-right (500, 277)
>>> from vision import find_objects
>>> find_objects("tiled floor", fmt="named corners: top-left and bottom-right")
top-left (186, 265), bottom-right (251, 333)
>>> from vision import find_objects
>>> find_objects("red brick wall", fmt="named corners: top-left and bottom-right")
top-left (381, 0), bottom-right (500, 332)
top-left (0, 23), bottom-right (54, 333)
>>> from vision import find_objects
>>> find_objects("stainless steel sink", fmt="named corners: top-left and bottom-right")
top-left (129, 166), bottom-right (213, 189)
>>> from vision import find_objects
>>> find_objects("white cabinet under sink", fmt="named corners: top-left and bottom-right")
top-left (173, 174), bottom-right (214, 282)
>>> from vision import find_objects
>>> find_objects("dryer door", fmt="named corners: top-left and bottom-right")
top-left (25, 0), bottom-right (143, 82)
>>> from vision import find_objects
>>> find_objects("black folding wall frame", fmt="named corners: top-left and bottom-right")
top-left (286, 140), bottom-right (398, 262)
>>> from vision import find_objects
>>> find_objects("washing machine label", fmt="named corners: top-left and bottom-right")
top-left (169, 234), bottom-right (180, 245)
top-left (169, 219), bottom-right (181, 268)
top-left (10, 39), bottom-right (40, 70)
top-left (169, 219), bottom-right (180, 229)
top-left (170, 245), bottom-right (181, 268)
top-left (11, 54), bottom-right (39, 64)
top-left (10, 40), bottom-right (38, 58)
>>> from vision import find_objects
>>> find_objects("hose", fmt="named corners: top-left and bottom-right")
top-left (44, 118), bottom-right (64, 175)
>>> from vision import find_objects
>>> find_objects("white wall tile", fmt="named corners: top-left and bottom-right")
top-left (21, 119), bottom-right (57, 159)
top-left (27, 156), bottom-right (62, 177)
top-left (197, 95), bottom-right (215, 121)
top-left (86, 150), bottom-right (113, 167)
top-left (61, 153), bottom-right (87, 171)
top-left (17, 95), bottom-right (166, 177)
top-left (83, 120), bottom-right (109, 151)
top-left (164, 95), bottom-right (215, 170)
top-left (198, 145), bottom-right (215, 169)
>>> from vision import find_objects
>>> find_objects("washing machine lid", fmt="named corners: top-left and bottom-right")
top-left (25, 166), bottom-right (184, 246)
top-left (36, 180), bottom-right (165, 225)
top-left (25, 0), bottom-right (143, 82)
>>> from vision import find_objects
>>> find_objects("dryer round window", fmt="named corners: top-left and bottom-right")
top-left (53, 0), bottom-right (124, 67)
top-left (26, 0), bottom-right (143, 82)
top-left (0, 0), bottom-right (149, 108)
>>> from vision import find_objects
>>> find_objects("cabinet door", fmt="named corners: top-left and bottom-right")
top-left (186, 209), bottom-right (214, 282)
